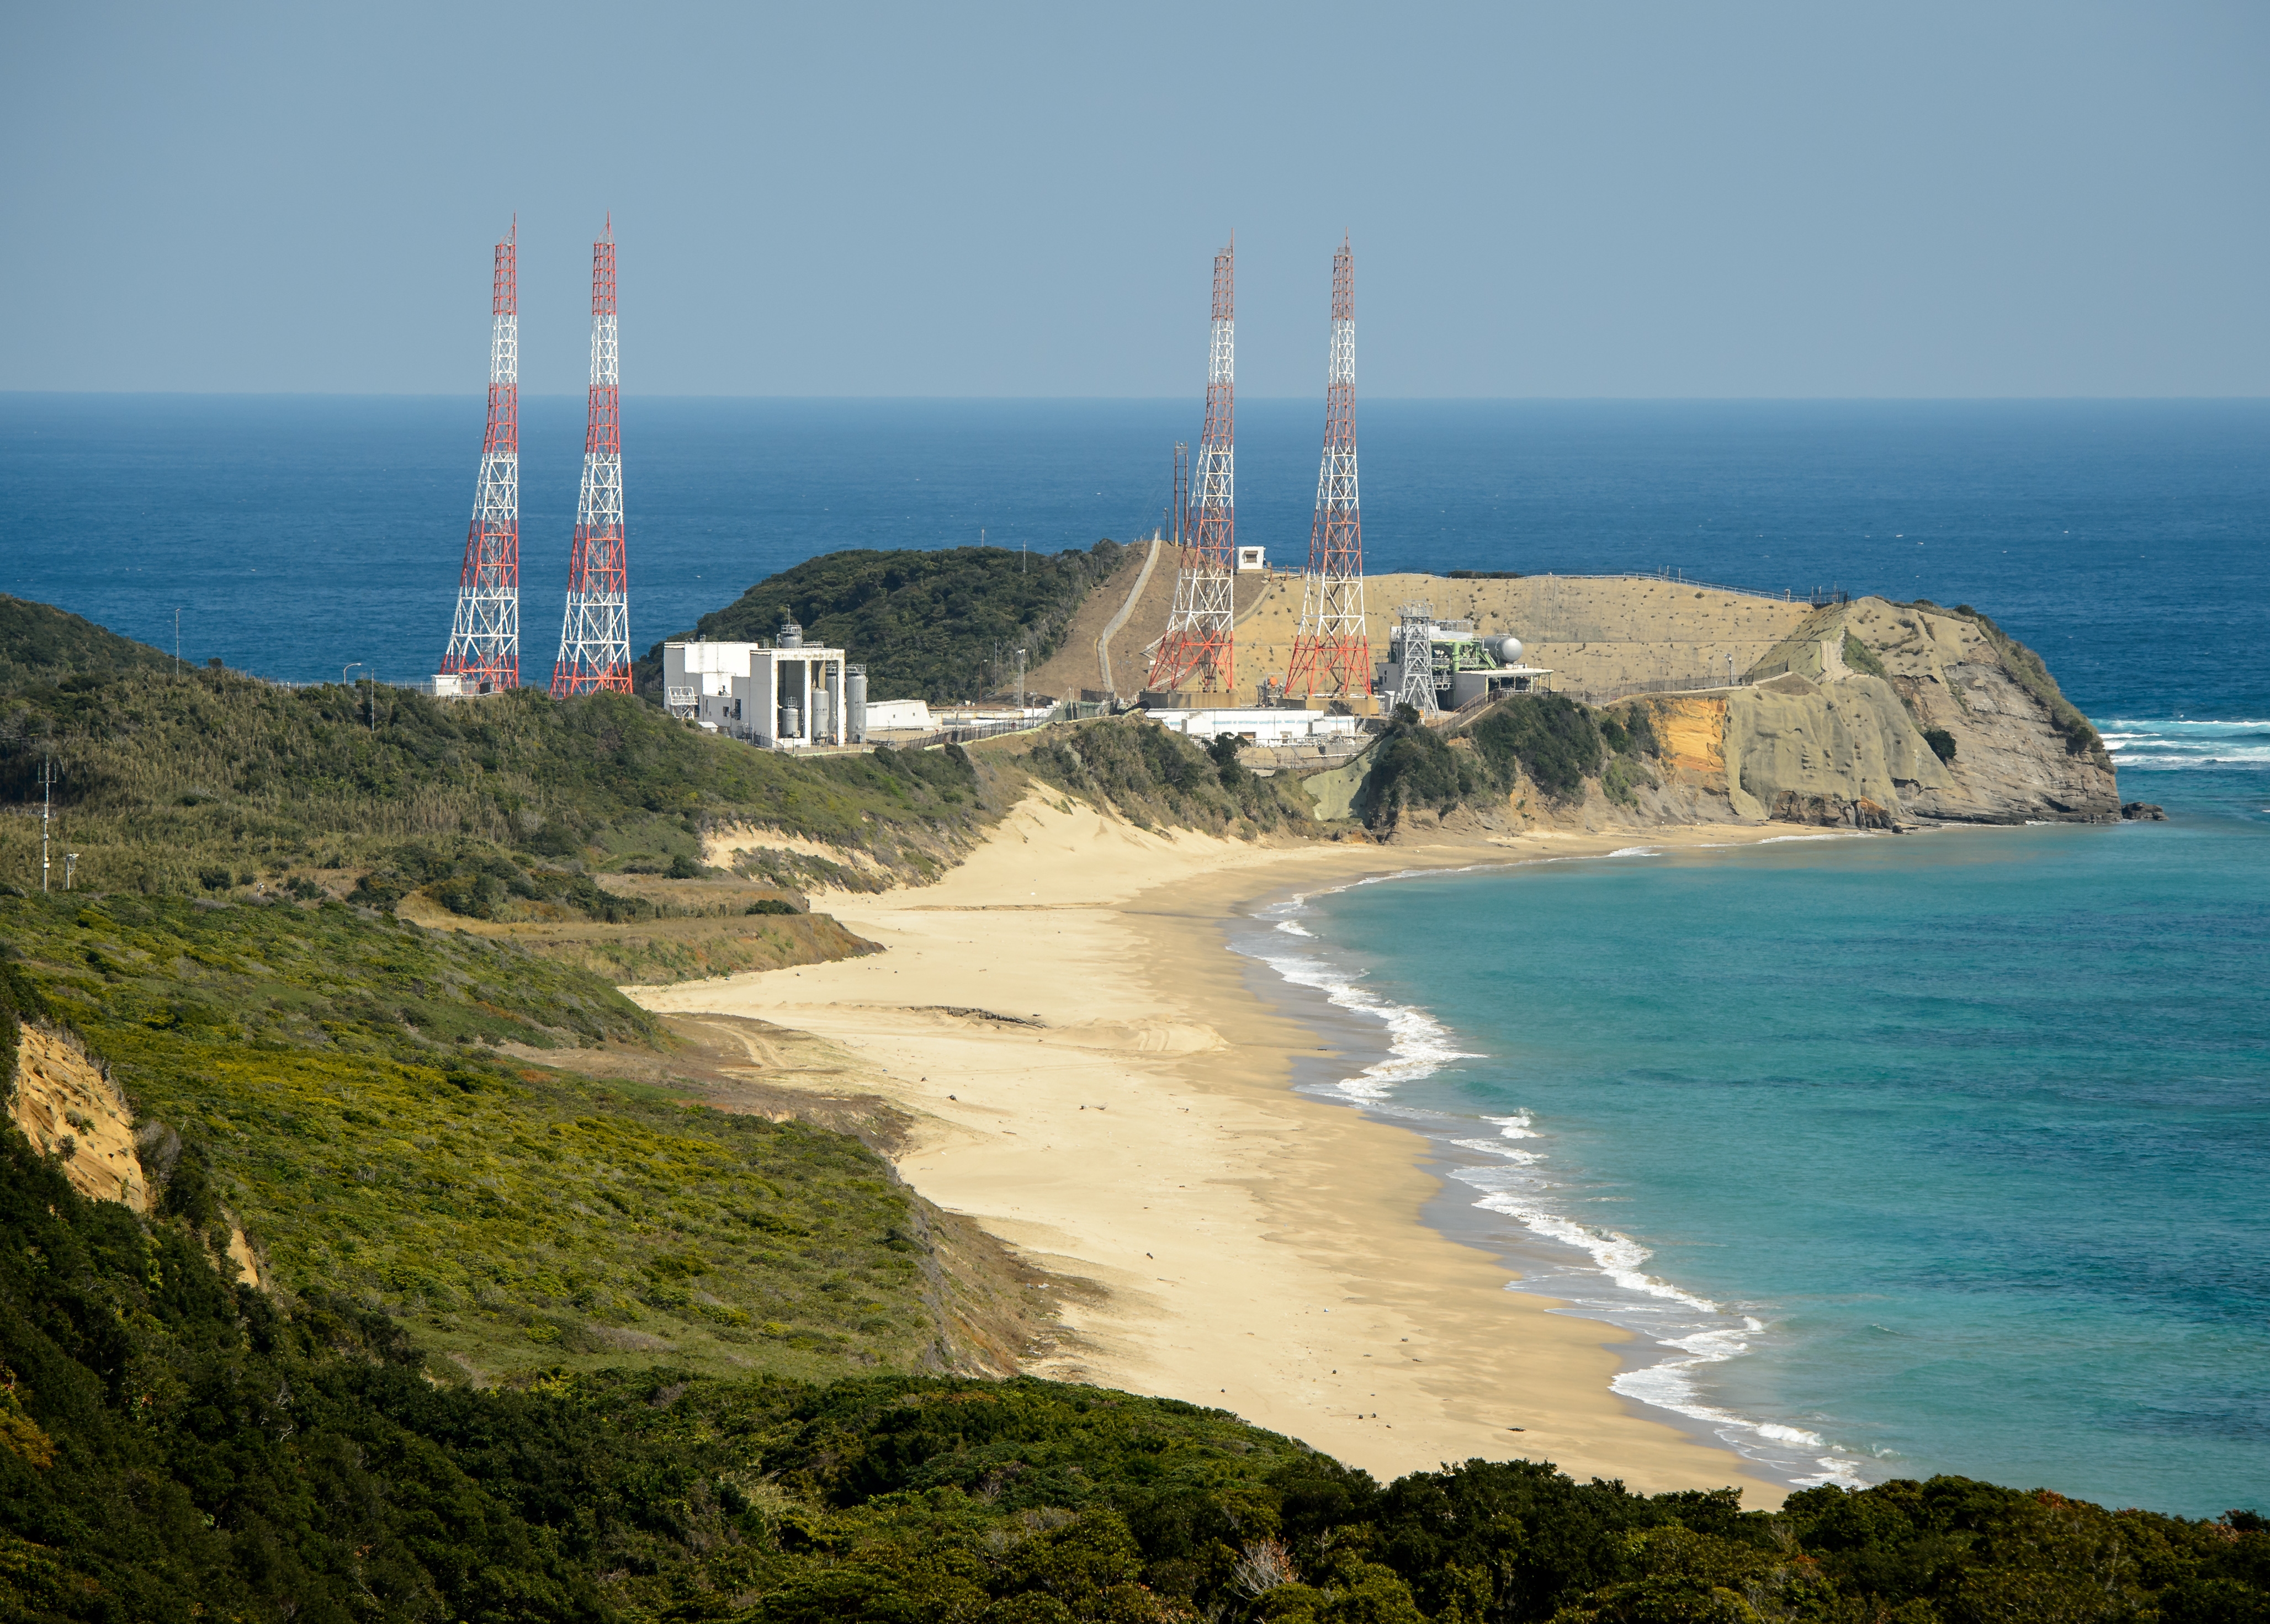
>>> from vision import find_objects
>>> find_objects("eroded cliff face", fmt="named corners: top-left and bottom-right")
top-left (1349, 595), bottom-right (2117, 840)
top-left (7, 1026), bottom-right (267, 1288)
top-left (8, 1025), bottom-right (148, 1212)
top-left (1640, 597), bottom-right (2115, 827)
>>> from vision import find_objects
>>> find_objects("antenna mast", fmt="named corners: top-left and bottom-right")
top-left (1150, 237), bottom-right (1237, 696)
top-left (440, 224), bottom-right (520, 690)
top-left (553, 219), bottom-right (633, 696)
top-left (1286, 236), bottom-right (1369, 700)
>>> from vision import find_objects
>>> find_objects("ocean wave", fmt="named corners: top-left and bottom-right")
top-left (1252, 951), bottom-right (1481, 1101)
top-left (1612, 1347), bottom-right (1868, 1490)
top-left (1608, 846), bottom-right (1661, 857)
top-left (2101, 719), bottom-right (2270, 771)
top-left (1468, 1190), bottom-right (1730, 1316)
top-left (1240, 877), bottom-right (1876, 1491)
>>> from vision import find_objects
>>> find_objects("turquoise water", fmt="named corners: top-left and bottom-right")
top-left (1244, 800), bottom-right (2270, 1517)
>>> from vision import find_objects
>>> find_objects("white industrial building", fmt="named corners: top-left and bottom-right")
top-left (661, 620), bottom-right (863, 747)
top-left (1147, 707), bottom-right (1364, 748)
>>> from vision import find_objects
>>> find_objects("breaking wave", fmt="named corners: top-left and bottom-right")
top-left (1238, 887), bottom-right (1873, 1492)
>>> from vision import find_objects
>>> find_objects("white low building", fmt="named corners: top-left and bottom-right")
top-left (863, 697), bottom-right (934, 732)
top-left (662, 624), bottom-right (858, 747)
top-left (1147, 707), bottom-right (1364, 748)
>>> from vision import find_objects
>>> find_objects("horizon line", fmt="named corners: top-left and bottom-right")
top-left (3, 390), bottom-right (2266, 404)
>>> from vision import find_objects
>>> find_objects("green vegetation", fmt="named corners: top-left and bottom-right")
top-left (1924, 727), bottom-right (1958, 763)
top-left (1, 891), bottom-right (971, 1384)
top-left (1001, 718), bottom-right (1316, 836)
top-left (639, 543), bottom-right (1131, 704)
top-left (1356, 694), bottom-right (1666, 830)
top-left (0, 602), bottom-right (1003, 905)
top-left (5, 1111), bottom-right (2266, 1621)
top-left (1841, 630), bottom-right (1891, 682)
top-left (0, 593), bottom-right (175, 689)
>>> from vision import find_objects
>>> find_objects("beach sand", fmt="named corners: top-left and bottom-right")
top-left (633, 797), bottom-right (1793, 1504)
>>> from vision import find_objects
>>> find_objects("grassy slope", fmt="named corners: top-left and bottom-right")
top-left (634, 543), bottom-right (1130, 704)
top-left (4, 1107), bottom-right (2264, 1621)
top-left (984, 715), bottom-right (1320, 836)
top-left (0, 892), bottom-right (1006, 1386)
top-left (0, 622), bottom-right (1000, 906)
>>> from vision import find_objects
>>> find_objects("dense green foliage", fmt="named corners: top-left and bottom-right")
top-left (1357, 696), bottom-right (1661, 829)
top-left (0, 608), bottom-right (999, 902)
top-left (4, 1118), bottom-right (2264, 1621)
top-left (1006, 719), bottom-right (1316, 836)
top-left (1923, 728), bottom-right (1958, 763)
top-left (0, 594), bottom-right (176, 689)
top-left (1, 891), bottom-right (956, 1383)
top-left (640, 543), bottom-right (1129, 704)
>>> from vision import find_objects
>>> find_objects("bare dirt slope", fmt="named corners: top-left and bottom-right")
top-left (1028, 549), bottom-right (1302, 700)
top-left (1086, 571), bottom-right (1821, 703)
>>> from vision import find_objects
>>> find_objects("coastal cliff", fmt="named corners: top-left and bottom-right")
top-left (1330, 594), bottom-right (2117, 836)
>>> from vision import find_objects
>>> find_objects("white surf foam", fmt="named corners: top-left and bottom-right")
top-left (1253, 948), bottom-right (1481, 1101)
top-left (1237, 871), bottom-right (1879, 1493)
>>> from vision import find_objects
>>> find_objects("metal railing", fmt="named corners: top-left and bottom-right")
top-left (1523, 570), bottom-right (1848, 608)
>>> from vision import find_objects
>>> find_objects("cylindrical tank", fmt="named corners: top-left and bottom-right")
top-left (778, 704), bottom-right (800, 740)
top-left (778, 616), bottom-right (803, 650)
top-left (1492, 634), bottom-right (1525, 666)
top-left (823, 669), bottom-right (840, 742)
top-left (846, 667), bottom-right (868, 742)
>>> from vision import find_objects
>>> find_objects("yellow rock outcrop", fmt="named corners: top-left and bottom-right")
top-left (8, 1025), bottom-right (147, 1213)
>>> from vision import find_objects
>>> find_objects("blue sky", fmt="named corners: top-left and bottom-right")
top-left (5, 2), bottom-right (2264, 397)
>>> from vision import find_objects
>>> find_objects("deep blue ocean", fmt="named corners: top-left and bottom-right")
top-left (4, 395), bottom-right (2266, 1516)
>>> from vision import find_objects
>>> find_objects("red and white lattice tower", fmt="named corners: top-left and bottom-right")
top-left (439, 224), bottom-right (521, 690)
top-left (1286, 236), bottom-right (1370, 700)
top-left (552, 220), bottom-right (632, 696)
top-left (1150, 236), bottom-right (1237, 694)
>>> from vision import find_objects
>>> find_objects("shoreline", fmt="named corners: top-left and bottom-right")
top-left (633, 799), bottom-right (1810, 1503)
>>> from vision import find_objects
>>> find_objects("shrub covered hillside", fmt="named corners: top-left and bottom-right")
top-left (0, 891), bottom-right (1004, 1386)
top-left (0, 599), bottom-right (1001, 905)
top-left (999, 717), bottom-right (1318, 836)
top-left (0, 593), bottom-right (175, 689)
top-left (638, 542), bottom-right (1129, 705)
top-left (1357, 695), bottom-right (1664, 832)
top-left (3, 1092), bottom-right (2264, 1622)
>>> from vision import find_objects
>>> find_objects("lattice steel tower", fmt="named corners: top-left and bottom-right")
top-left (1150, 236), bottom-right (1237, 694)
top-left (552, 219), bottom-right (632, 696)
top-left (440, 224), bottom-right (521, 690)
top-left (1286, 237), bottom-right (1370, 700)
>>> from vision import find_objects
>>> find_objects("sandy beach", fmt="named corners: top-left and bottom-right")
top-left (634, 797), bottom-right (1797, 1504)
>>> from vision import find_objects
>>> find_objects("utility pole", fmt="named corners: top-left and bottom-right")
top-left (39, 757), bottom-right (55, 894)
top-left (174, 608), bottom-right (183, 674)
top-left (1016, 648), bottom-right (1027, 713)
